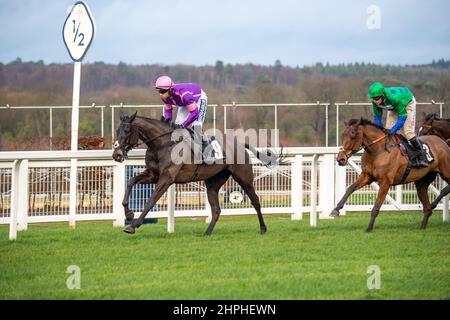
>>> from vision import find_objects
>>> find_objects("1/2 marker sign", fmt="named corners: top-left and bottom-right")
top-left (62, 1), bottom-right (95, 229)
top-left (62, 1), bottom-right (95, 62)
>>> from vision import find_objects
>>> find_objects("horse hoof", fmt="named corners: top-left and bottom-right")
top-left (330, 210), bottom-right (340, 218)
top-left (260, 226), bottom-right (267, 235)
top-left (123, 226), bottom-right (135, 234)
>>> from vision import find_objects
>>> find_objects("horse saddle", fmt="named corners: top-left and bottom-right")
top-left (394, 135), bottom-right (434, 165)
top-left (173, 127), bottom-right (224, 164)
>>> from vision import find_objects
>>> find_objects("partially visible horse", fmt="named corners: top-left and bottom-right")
top-left (419, 113), bottom-right (450, 146)
top-left (330, 118), bottom-right (450, 231)
top-left (112, 111), bottom-right (282, 235)
top-left (57, 135), bottom-right (109, 211)
top-left (56, 135), bottom-right (106, 150)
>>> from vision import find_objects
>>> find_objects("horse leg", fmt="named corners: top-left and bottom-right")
top-left (58, 191), bottom-right (62, 211)
top-left (31, 194), bottom-right (35, 213)
top-left (430, 185), bottom-right (450, 210)
top-left (204, 171), bottom-right (231, 236)
top-left (414, 172), bottom-right (437, 229)
top-left (231, 167), bottom-right (267, 234)
top-left (430, 151), bottom-right (450, 209)
top-left (122, 169), bottom-right (158, 222)
top-left (366, 180), bottom-right (391, 232)
top-left (330, 173), bottom-right (373, 217)
top-left (124, 176), bottom-right (172, 234)
top-left (79, 193), bottom-right (84, 211)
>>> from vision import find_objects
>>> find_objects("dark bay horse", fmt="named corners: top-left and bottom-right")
top-left (112, 111), bottom-right (281, 235)
top-left (419, 113), bottom-right (450, 146)
top-left (330, 118), bottom-right (450, 231)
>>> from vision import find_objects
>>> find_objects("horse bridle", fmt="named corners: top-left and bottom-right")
top-left (340, 134), bottom-right (387, 161)
top-left (419, 124), bottom-right (433, 134)
top-left (115, 128), bottom-right (178, 158)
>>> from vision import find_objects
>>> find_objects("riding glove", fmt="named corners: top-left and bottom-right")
top-left (389, 115), bottom-right (407, 134)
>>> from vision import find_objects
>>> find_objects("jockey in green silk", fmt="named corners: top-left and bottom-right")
top-left (368, 82), bottom-right (428, 167)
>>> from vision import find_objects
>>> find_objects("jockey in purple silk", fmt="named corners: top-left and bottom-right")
top-left (154, 75), bottom-right (207, 128)
top-left (154, 75), bottom-right (213, 162)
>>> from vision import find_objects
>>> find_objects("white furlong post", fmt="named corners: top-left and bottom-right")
top-left (167, 185), bottom-right (175, 233)
top-left (9, 160), bottom-right (21, 240)
top-left (69, 62), bottom-right (81, 229)
top-left (310, 154), bottom-right (319, 227)
top-left (63, 1), bottom-right (95, 229)
top-left (17, 160), bottom-right (29, 231)
top-left (319, 154), bottom-right (335, 219)
top-left (291, 155), bottom-right (303, 220)
top-left (334, 161), bottom-right (347, 216)
top-left (113, 161), bottom-right (126, 227)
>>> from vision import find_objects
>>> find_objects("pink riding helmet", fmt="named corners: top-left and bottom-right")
top-left (154, 76), bottom-right (174, 89)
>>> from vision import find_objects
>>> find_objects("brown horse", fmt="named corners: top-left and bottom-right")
top-left (419, 113), bottom-right (450, 146)
top-left (112, 111), bottom-right (282, 235)
top-left (56, 135), bottom-right (106, 150)
top-left (330, 118), bottom-right (450, 231)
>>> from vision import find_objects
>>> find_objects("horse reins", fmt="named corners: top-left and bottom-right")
top-left (341, 134), bottom-right (387, 160)
top-left (364, 134), bottom-right (387, 149)
top-left (125, 130), bottom-right (175, 152)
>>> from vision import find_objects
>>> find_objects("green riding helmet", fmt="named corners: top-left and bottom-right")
top-left (368, 82), bottom-right (384, 98)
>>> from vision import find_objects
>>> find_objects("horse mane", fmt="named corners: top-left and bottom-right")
top-left (424, 113), bottom-right (437, 122)
top-left (135, 115), bottom-right (171, 128)
top-left (348, 118), bottom-right (390, 133)
top-left (424, 113), bottom-right (450, 123)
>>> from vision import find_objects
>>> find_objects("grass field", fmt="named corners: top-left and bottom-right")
top-left (0, 211), bottom-right (449, 300)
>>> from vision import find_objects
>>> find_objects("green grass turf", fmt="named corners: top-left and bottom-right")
top-left (0, 211), bottom-right (449, 300)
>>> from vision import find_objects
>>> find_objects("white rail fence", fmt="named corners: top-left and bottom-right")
top-left (110, 102), bottom-right (331, 147)
top-left (0, 148), bottom-right (448, 240)
top-left (2, 101), bottom-right (444, 149)
top-left (0, 104), bottom-right (106, 149)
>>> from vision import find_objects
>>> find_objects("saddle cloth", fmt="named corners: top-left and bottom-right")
top-left (175, 128), bottom-right (224, 164)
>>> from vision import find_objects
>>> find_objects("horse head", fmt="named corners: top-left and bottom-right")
top-left (112, 111), bottom-right (139, 163)
top-left (418, 113), bottom-right (438, 136)
top-left (336, 118), bottom-right (365, 166)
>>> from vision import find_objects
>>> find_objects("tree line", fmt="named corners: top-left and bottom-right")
top-left (0, 58), bottom-right (449, 150)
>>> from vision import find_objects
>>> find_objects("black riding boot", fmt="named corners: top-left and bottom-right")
top-left (409, 137), bottom-right (428, 167)
top-left (192, 125), bottom-right (215, 164)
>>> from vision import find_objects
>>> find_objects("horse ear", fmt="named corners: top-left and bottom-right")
top-left (129, 110), bottom-right (137, 122)
top-left (358, 117), bottom-right (363, 125)
top-left (119, 112), bottom-right (126, 121)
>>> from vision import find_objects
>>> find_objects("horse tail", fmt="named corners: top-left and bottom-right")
top-left (244, 144), bottom-right (286, 167)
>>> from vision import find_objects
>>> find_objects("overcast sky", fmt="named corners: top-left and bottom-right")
top-left (1, 0), bottom-right (449, 67)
